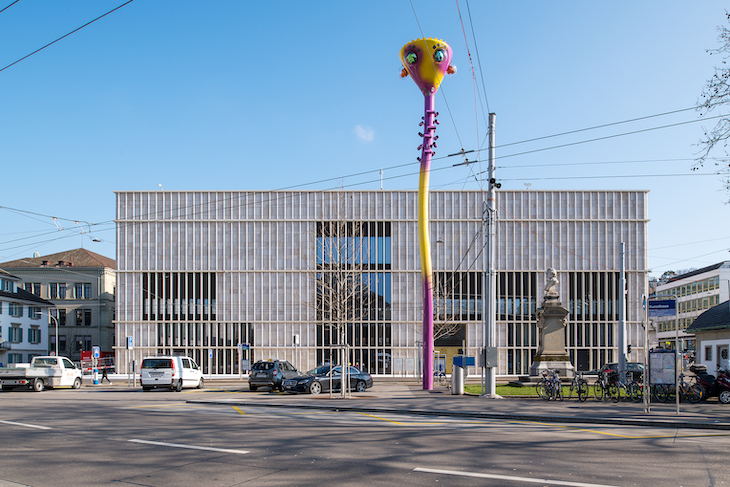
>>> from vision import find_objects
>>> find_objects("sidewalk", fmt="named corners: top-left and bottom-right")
top-left (177, 380), bottom-right (730, 431)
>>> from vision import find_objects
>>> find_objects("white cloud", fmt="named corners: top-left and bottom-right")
top-left (354, 125), bottom-right (374, 143)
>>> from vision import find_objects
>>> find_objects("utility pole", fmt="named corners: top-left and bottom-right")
top-left (619, 242), bottom-right (627, 380)
top-left (483, 113), bottom-right (498, 397)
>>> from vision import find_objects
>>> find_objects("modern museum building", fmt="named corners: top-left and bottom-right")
top-left (114, 189), bottom-right (648, 377)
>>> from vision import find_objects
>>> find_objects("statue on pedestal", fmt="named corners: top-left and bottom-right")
top-left (529, 268), bottom-right (575, 379)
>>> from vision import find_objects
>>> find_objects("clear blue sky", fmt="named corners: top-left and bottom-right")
top-left (1, 1), bottom-right (728, 278)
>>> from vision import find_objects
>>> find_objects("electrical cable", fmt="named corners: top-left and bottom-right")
top-left (0, 0), bottom-right (134, 74)
top-left (0, 0), bottom-right (19, 14)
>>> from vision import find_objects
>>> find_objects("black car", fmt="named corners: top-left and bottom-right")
top-left (248, 360), bottom-right (301, 391)
top-left (282, 365), bottom-right (373, 395)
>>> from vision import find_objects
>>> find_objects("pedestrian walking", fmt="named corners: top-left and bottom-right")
top-left (101, 366), bottom-right (112, 384)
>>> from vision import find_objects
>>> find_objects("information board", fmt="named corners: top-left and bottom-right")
top-left (649, 350), bottom-right (676, 385)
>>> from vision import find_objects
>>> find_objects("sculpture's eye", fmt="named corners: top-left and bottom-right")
top-left (433, 49), bottom-right (446, 63)
top-left (405, 51), bottom-right (418, 65)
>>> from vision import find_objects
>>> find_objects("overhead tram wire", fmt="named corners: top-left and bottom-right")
top-left (0, 1), bottom-right (19, 14)
top-left (497, 104), bottom-right (721, 150)
top-left (464, 0), bottom-right (490, 115)
top-left (83, 107), bottom-right (730, 222)
top-left (0, 0), bottom-right (135, 74)
top-left (5, 107), bottom-right (724, 252)
top-left (455, 0), bottom-right (484, 155)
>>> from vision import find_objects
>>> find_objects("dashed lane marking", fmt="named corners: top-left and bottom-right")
top-left (414, 467), bottom-right (619, 487)
top-left (0, 419), bottom-right (51, 430)
top-left (128, 439), bottom-right (249, 455)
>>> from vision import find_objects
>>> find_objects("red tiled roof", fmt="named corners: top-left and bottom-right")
top-left (0, 248), bottom-right (115, 269)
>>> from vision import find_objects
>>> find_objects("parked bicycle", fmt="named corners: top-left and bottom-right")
top-left (538, 369), bottom-right (563, 401)
top-left (566, 371), bottom-right (589, 402)
top-left (612, 373), bottom-right (644, 403)
top-left (593, 368), bottom-right (617, 401)
top-left (652, 374), bottom-right (702, 403)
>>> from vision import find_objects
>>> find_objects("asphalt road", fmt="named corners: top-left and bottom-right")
top-left (0, 386), bottom-right (728, 487)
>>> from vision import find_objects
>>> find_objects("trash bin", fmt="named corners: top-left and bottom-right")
top-left (451, 364), bottom-right (464, 395)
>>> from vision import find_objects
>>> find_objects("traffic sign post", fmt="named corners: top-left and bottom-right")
top-left (648, 297), bottom-right (679, 415)
top-left (92, 346), bottom-right (100, 385)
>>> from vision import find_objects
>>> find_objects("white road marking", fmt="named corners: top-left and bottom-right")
top-left (128, 439), bottom-right (249, 455)
top-left (414, 467), bottom-right (620, 487)
top-left (0, 420), bottom-right (51, 430)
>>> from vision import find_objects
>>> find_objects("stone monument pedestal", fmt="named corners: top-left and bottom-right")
top-left (529, 294), bottom-right (575, 379)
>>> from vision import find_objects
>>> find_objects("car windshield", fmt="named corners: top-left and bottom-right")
top-left (252, 362), bottom-right (275, 370)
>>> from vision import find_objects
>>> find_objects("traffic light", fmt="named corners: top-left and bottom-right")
top-left (627, 344), bottom-right (632, 354)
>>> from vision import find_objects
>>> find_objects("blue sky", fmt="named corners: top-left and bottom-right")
top-left (0, 1), bottom-right (728, 278)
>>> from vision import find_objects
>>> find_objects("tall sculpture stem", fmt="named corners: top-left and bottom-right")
top-left (419, 94), bottom-right (436, 390)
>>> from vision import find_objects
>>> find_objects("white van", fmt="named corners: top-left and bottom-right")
top-left (140, 356), bottom-right (204, 392)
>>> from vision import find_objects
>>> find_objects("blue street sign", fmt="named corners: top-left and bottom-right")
top-left (648, 299), bottom-right (676, 317)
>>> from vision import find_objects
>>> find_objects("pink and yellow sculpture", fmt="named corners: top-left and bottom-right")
top-left (400, 38), bottom-right (455, 390)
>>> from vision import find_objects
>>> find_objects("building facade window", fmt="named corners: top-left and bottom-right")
top-left (8, 353), bottom-right (22, 364)
top-left (84, 283), bottom-right (92, 299)
top-left (24, 283), bottom-right (41, 296)
top-left (9, 326), bottom-right (22, 343)
top-left (9, 303), bottom-right (22, 317)
top-left (28, 307), bottom-right (41, 319)
top-left (74, 335), bottom-right (91, 352)
top-left (142, 272), bottom-right (216, 322)
top-left (315, 221), bottom-right (392, 375)
top-left (59, 309), bottom-right (66, 326)
top-left (84, 309), bottom-right (92, 326)
top-left (29, 327), bottom-right (41, 344)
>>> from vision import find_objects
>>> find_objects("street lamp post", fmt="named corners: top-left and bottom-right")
top-left (41, 311), bottom-right (59, 356)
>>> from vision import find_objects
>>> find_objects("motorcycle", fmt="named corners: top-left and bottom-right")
top-left (690, 364), bottom-right (730, 404)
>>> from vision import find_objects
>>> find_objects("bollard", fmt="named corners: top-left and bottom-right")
top-left (451, 365), bottom-right (464, 395)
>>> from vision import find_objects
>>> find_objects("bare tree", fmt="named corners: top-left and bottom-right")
top-left (432, 273), bottom-right (466, 342)
top-left (696, 11), bottom-right (730, 198)
top-left (300, 195), bottom-right (380, 396)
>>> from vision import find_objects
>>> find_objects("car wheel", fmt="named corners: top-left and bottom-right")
top-left (355, 380), bottom-right (367, 392)
top-left (142, 386), bottom-right (151, 392)
top-left (72, 378), bottom-right (82, 389)
top-left (719, 389), bottom-right (730, 404)
top-left (175, 380), bottom-right (183, 392)
top-left (197, 378), bottom-right (204, 389)
top-left (249, 385), bottom-right (258, 392)
top-left (309, 381), bottom-right (322, 395)
top-left (33, 378), bottom-right (44, 392)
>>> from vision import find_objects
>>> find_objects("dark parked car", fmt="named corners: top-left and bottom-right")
top-left (282, 365), bottom-right (373, 395)
top-left (248, 360), bottom-right (301, 391)
top-left (599, 362), bottom-right (644, 381)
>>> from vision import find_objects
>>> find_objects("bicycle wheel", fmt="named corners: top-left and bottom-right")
top-left (684, 383), bottom-right (703, 404)
top-left (593, 382), bottom-right (605, 401)
top-left (607, 383), bottom-right (620, 403)
top-left (542, 382), bottom-right (553, 400)
top-left (577, 380), bottom-right (589, 402)
top-left (653, 384), bottom-right (668, 403)
top-left (629, 382), bottom-right (643, 403)
top-left (535, 379), bottom-right (546, 399)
